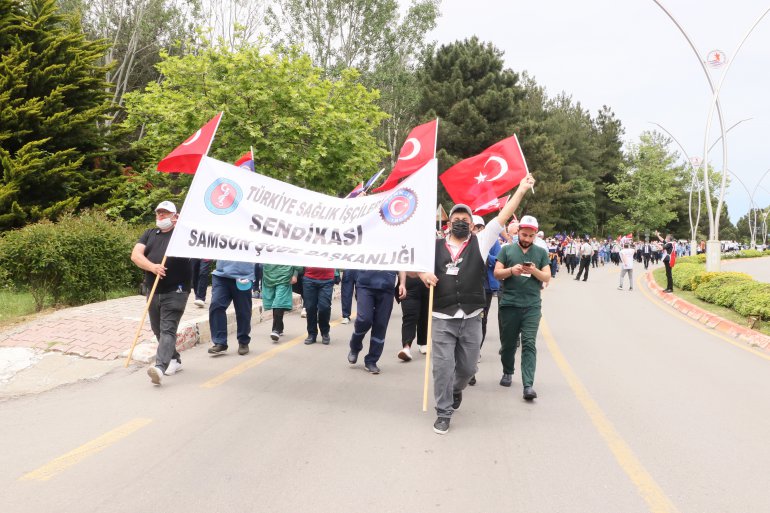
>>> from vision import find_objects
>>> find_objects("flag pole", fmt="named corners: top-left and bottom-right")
top-left (124, 255), bottom-right (167, 367)
top-left (514, 134), bottom-right (534, 195)
top-left (422, 285), bottom-right (435, 412)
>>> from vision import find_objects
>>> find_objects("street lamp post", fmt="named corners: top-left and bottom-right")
top-left (650, 119), bottom-right (751, 255)
top-left (651, 1), bottom-right (770, 271)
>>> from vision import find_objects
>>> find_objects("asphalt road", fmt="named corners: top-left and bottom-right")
top-left (722, 254), bottom-right (770, 282)
top-left (2, 261), bottom-right (769, 513)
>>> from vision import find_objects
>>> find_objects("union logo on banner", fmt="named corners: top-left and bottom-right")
top-left (706, 50), bottom-right (726, 68)
top-left (204, 178), bottom-right (242, 215)
top-left (380, 188), bottom-right (417, 226)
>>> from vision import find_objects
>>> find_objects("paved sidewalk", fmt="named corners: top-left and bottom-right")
top-left (0, 289), bottom-right (302, 363)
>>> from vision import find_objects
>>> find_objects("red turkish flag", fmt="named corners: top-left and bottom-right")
top-left (157, 112), bottom-right (223, 174)
top-left (440, 135), bottom-right (528, 207)
top-left (473, 195), bottom-right (510, 216)
top-left (373, 119), bottom-right (438, 193)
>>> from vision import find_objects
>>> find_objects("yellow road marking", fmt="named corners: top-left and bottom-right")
top-left (637, 274), bottom-right (770, 362)
top-left (202, 316), bottom-right (352, 388)
top-left (541, 319), bottom-right (680, 513)
top-left (20, 418), bottom-right (152, 481)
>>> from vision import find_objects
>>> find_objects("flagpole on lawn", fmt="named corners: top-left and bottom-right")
top-left (422, 285), bottom-right (435, 412)
top-left (124, 255), bottom-right (167, 367)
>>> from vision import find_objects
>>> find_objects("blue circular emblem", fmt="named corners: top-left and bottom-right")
top-left (204, 178), bottom-right (243, 215)
top-left (380, 188), bottom-right (417, 226)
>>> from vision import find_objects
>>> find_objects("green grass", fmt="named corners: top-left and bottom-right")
top-left (0, 289), bottom-right (45, 326)
top-left (0, 287), bottom-right (138, 328)
top-left (651, 268), bottom-right (770, 337)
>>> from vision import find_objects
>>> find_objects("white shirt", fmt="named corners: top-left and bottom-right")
top-left (620, 248), bottom-right (635, 270)
top-left (580, 242), bottom-right (593, 257)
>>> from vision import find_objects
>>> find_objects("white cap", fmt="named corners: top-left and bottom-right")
top-left (537, 230), bottom-right (544, 238)
top-left (155, 201), bottom-right (177, 214)
top-left (472, 215), bottom-right (485, 227)
top-left (519, 215), bottom-right (538, 231)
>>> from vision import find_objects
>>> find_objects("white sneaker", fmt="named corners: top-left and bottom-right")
top-left (270, 331), bottom-right (280, 342)
top-left (194, 299), bottom-right (205, 308)
top-left (341, 317), bottom-right (350, 324)
top-left (398, 346), bottom-right (412, 362)
top-left (418, 345), bottom-right (427, 355)
top-left (165, 359), bottom-right (182, 375)
top-left (301, 308), bottom-right (307, 318)
top-left (147, 366), bottom-right (163, 385)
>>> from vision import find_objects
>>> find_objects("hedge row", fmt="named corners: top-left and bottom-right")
top-left (671, 262), bottom-right (770, 320)
top-left (677, 248), bottom-right (769, 265)
top-left (0, 211), bottom-right (143, 310)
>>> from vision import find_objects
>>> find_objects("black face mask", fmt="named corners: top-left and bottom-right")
top-left (451, 220), bottom-right (470, 239)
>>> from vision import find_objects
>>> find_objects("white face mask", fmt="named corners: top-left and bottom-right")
top-left (156, 217), bottom-right (174, 230)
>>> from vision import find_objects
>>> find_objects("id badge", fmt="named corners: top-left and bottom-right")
top-left (446, 264), bottom-right (459, 276)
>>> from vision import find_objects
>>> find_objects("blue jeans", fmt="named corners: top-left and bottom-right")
top-left (341, 269), bottom-right (358, 318)
top-left (303, 277), bottom-right (333, 338)
top-left (209, 274), bottom-right (252, 347)
top-left (349, 287), bottom-right (394, 365)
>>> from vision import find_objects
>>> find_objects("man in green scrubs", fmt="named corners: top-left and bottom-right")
top-left (494, 215), bottom-right (550, 400)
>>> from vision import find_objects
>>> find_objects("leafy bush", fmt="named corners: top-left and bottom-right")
top-left (694, 275), bottom-right (756, 310)
top-left (734, 249), bottom-right (765, 259)
top-left (0, 221), bottom-right (62, 310)
top-left (677, 254), bottom-right (705, 264)
top-left (0, 211), bottom-right (143, 310)
top-left (732, 283), bottom-right (770, 319)
top-left (671, 263), bottom-right (705, 291)
top-left (692, 271), bottom-right (752, 289)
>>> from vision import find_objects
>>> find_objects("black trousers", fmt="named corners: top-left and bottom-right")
top-left (481, 290), bottom-right (498, 346)
top-left (664, 260), bottom-right (673, 290)
top-left (575, 256), bottom-right (591, 281)
top-left (400, 277), bottom-right (429, 347)
top-left (643, 254), bottom-right (650, 269)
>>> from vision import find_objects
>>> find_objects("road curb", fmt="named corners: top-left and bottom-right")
top-left (644, 271), bottom-right (770, 352)
top-left (124, 292), bottom-right (308, 364)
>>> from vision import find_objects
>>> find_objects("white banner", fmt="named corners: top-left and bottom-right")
top-left (166, 156), bottom-right (437, 272)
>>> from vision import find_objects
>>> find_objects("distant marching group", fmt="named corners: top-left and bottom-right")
top-left (131, 176), bottom-right (681, 435)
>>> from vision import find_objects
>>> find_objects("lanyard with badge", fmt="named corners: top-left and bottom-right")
top-left (444, 237), bottom-right (469, 276)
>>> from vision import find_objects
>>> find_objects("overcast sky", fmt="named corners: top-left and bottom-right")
top-left (429, 0), bottom-right (770, 224)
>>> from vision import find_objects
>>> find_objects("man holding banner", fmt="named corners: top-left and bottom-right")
top-left (130, 201), bottom-right (192, 385)
top-left (417, 175), bottom-right (535, 435)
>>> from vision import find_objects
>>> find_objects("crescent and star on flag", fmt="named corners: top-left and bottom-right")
top-left (474, 155), bottom-right (509, 183)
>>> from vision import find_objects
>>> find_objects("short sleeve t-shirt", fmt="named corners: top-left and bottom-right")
top-left (138, 228), bottom-right (192, 294)
top-left (496, 243), bottom-right (550, 308)
top-left (619, 248), bottom-right (635, 270)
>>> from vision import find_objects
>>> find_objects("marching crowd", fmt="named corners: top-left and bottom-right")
top-left (132, 176), bottom-right (684, 435)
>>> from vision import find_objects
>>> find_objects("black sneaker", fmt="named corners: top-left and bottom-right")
top-left (238, 343), bottom-right (249, 355)
top-left (468, 375), bottom-right (476, 386)
top-left (304, 336), bottom-right (317, 345)
top-left (452, 391), bottom-right (462, 410)
top-left (208, 344), bottom-right (227, 355)
top-left (523, 386), bottom-right (538, 401)
top-left (347, 350), bottom-right (359, 364)
top-left (270, 331), bottom-right (280, 342)
top-left (321, 334), bottom-right (331, 345)
top-left (500, 373), bottom-right (512, 387)
top-left (433, 417), bottom-right (450, 435)
top-left (364, 362), bottom-right (380, 374)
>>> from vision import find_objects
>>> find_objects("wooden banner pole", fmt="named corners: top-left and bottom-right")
top-left (124, 255), bottom-right (167, 367)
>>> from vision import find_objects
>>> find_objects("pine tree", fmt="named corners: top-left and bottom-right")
top-left (0, 0), bottom-right (115, 230)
